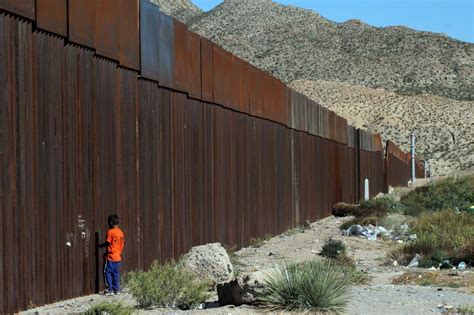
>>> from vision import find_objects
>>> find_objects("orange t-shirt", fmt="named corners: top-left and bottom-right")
top-left (106, 227), bottom-right (125, 262)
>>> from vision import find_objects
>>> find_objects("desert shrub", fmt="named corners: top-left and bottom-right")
top-left (400, 175), bottom-right (474, 216)
top-left (85, 302), bottom-right (134, 315)
top-left (388, 209), bottom-right (474, 267)
top-left (225, 245), bottom-right (242, 275)
top-left (259, 261), bottom-right (351, 313)
top-left (457, 305), bottom-right (474, 314)
top-left (249, 234), bottom-right (272, 248)
top-left (379, 214), bottom-right (414, 236)
top-left (125, 261), bottom-right (210, 310)
top-left (320, 239), bottom-right (346, 259)
top-left (332, 202), bottom-right (358, 217)
top-left (330, 256), bottom-right (371, 285)
top-left (320, 240), bottom-right (370, 285)
top-left (356, 196), bottom-right (406, 217)
top-left (339, 197), bottom-right (406, 229)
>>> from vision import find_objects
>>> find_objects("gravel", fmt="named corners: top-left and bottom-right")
top-left (350, 285), bottom-right (474, 315)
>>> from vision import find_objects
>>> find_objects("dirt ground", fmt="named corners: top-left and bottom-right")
top-left (23, 214), bottom-right (474, 315)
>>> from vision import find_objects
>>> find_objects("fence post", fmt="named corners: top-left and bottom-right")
top-left (364, 178), bottom-right (369, 201)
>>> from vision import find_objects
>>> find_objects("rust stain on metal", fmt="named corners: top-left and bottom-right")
top-left (0, 0), bottom-right (35, 20)
top-left (118, 0), bottom-right (140, 70)
top-left (200, 38), bottom-right (213, 103)
top-left (96, 0), bottom-right (119, 60)
top-left (68, 0), bottom-right (96, 48)
top-left (36, 0), bottom-right (67, 36)
top-left (0, 4), bottom-right (424, 313)
top-left (173, 19), bottom-right (188, 92)
top-left (187, 31), bottom-right (202, 99)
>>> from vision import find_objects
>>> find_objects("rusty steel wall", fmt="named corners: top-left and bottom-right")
top-left (0, 4), bottom-right (423, 312)
top-left (385, 141), bottom-right (410, 188)
top-left (0, 0), bottom-right (420, 151)
top-left (36, 0), bottom-right (67, 36)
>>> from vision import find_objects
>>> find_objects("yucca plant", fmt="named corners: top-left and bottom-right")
top-left (259, 260), bottom-right (351, 313)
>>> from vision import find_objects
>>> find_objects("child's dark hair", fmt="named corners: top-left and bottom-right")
top-left (108, 214), bottom-right (119, 226)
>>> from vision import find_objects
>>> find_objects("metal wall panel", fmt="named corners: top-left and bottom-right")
top-left (0, 8), bottom-right (413, 313)
top-left (187, 31), bottom-right (202, 99)
top-left (118, 0), bottom-right (140, 70)
top-left (173, 20), bottom-right (188, 92)
top-left (239, 60), bottom-right (251, 114)
top-left (249, 66), bottom-right (265, 117)
top-left (201, 38), bottom-right (213, 103)
top-left (386, 153), bottom-right (410, 188)
top-left (319, 106), bottom-right (327, 139)
top-left (158, 13), bottom-right (174, 87)
top-left (68, 0), bottom-right (96, 48)
top-left (374, 134), bottom-right (382, 151)
top-left (264, 78), bottom-right (287, 125)
top-left (213, 45), bottom-right (235, 110)
top-left (140, 0), bottom-right (160, 81)
top-left (347, 125), bottom-right (355, 148)
top-left (386, 140), bottom-right (406, 161)
top-left (307, 101), bottom-right (317, 136)
top-left (96, 0), bottom-right (119, 60)
top-left (0, 0), bottom-right (35, 20)
top-left (231, 56), bottom-right (243, 111)
top-left (36, 0), bottom-right (67, 36)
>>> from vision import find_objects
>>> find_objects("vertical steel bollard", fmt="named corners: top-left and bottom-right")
top-left (364, 178), bottom-right (369, 201)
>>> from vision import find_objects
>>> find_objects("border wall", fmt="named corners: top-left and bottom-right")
top-left (0, 0), bottom-right (423, 312)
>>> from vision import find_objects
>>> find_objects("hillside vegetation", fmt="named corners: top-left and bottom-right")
top-left (149, 0), bottom-right (474, 175)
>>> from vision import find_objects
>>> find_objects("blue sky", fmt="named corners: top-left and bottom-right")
top-left (191, 0), bottom-right (474, 43)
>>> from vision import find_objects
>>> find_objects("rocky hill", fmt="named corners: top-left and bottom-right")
top-left (150, 0), bottom-right (203, 24)
top-left (188, 0), bottom-right (473, 101)
top-left (149, 0), bottom-right (474, 175)
top-left (291, 80), bottom-right (473, 176)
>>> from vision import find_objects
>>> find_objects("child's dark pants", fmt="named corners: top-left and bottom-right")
top-left (104, 260), bottom-right (121, 293)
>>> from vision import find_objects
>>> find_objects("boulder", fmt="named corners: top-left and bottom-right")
top-left (181, 243), bottom-right (234, 285)
top-left (217, 271), bottom-right (266, 306)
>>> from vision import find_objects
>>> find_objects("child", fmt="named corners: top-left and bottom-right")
top-left (99, 214), bottom-right (125, 295)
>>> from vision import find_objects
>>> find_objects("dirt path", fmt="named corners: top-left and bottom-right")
top-left (23, 216), bottom-right (473, 314)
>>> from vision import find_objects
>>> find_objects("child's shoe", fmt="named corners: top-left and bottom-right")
top-left (114, 291), bottom-right (121, 295)
top-left (104, 290), bottom-right (114, 296)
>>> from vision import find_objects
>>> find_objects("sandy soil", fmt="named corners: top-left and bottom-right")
top-left (24, 215), bottom-right (473, 315)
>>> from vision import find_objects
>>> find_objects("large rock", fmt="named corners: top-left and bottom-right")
top-left (217, 270), bottom-right (267, 306)
top-left (182, 243), bottom-right (234, 285)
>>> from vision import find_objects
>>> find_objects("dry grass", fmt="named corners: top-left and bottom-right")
top-left (392, 271), bottom-right (474, 294)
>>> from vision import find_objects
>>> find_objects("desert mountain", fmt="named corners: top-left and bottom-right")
top-left (188, 0), bottom-right (473, 101)
top-left (150, 0), bottom-right (474, 175)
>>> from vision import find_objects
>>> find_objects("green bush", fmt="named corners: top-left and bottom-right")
top-left (125, 261), bottom-right (210, 310)
top-left (401, 176), bottom-right (474, 216)
top-left (357, 197), bottom-right (406, 217)
top-left (249, 234), bottom-right (272, 248)
top-left (389, 209), bottom-right (474, 267)
top-left (339, 197), bottom-right (406, 229)
top-left (259, 261), bottom-right (351, 313)
top-left (457, 304), bottom-right (474, 314)
top-left (85, 302), bottom-right (134, 315)
top-left (320, 239), bottom-right (346, 259)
